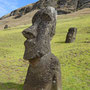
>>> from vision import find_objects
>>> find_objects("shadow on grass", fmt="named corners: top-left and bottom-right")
top-left (83, 41), bottom-right (90, 43)
top-left (87, 32), bottom-right (90, 33)
top-left (0, 82), bottom-right (23, 90)
top-left (55, 41), bottom-right (65, 43)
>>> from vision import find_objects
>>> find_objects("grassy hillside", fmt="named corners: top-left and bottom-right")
top-left (0, 8), bottom-right (90, 30)
top-left (0, 13), bottom-right (90, 90)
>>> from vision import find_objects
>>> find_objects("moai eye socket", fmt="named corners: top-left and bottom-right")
top-left (41, 13), bottom-right (51, 22)
top-left (32, 11), bottom-right (52, 24)
top-left (32, 11), bottom-right (41, 24)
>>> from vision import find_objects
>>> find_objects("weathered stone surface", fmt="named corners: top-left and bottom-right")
top-left (65, 27), bottom-right (77, 43)
top-left (22, 7), bottom-right (62, 90)
top-left (4, 25), bottom-right (8, 29)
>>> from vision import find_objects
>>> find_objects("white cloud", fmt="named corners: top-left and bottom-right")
top-left (0, 0), bottom-right (18, 17)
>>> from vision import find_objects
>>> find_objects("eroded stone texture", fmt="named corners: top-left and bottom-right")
top-left (65, 27), bottom-right (77, 43)
top-left (22, 7), bottom-right (62, 90)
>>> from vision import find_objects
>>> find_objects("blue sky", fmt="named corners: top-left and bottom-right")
top-left (0, 0), bottom-right (38, 17)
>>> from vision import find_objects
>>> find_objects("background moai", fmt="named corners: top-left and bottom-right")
top-left (65, 27), bottom-right (77, 43)
top-left (22, 7), bottom-right (62, 90)
top-left (4, 25), bottom-right (8, 29)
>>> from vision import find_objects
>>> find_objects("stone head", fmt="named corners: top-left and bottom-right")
top-left (66, 27), bottom-right (77, 43)
top-left (22, 7), bottom-right (57, 61)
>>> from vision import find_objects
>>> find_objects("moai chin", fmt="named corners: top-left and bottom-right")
top-left (65, 27), bottom-right (77, 43)
top-left (22, 7), bottom-right (62, 90)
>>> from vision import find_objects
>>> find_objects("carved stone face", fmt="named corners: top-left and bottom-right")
top-left (65, 27), bottom-right (77, 43)
top-left (22, 7), bottom-right (57, 61)
top-left (68, 28), bottom-right (77, 40)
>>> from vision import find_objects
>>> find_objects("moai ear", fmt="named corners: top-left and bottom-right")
top-left (50, 24), bottom-right (56, 40)
top-left (50, 16), bottom-right (56, 39)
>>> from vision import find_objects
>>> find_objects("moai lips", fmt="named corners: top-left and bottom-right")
top-left (22, 7), bottom-right (62, 90)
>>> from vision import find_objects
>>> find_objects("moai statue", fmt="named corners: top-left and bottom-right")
top-left (22, 7), bottom-right (62, 90)
top-left (65, 27), bottom-right (77, 43)
top-left (4, 25), bottom-right (8, 29)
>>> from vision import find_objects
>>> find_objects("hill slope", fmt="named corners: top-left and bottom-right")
top-left (0, 0), bottom-right (90, 20)
top-left (0, 9), bottom-right (90, 90)
top-left (0, 8), bottom-right (90, 30)
top-left (0, 0), bottom-right (90, 30)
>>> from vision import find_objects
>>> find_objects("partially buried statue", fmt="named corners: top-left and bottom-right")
top-left (65, 27), bottom-right (77, 43)
top-left (22, 7), bottom-right (62, 90)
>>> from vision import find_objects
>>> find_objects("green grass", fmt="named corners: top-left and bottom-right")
top-left (0, 14), bottom-right (90, 90)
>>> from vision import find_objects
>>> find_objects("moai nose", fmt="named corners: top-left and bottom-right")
top-left (22, 25), bottom-right (37, 39)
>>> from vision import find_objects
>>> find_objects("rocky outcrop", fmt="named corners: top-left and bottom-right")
top-left (39, 0), bottom-right (57, 8)
top-left (0, 3), bottom-right (36, 20)
top-left (0, 0), bottom-right (90, 20)
top-left (57, 0), bottom-right (90, 13)
top-left (77, 0), bottom-right (90, 9)
top-left (22, 7), bottom-right (62, 90)
top-left (57, 0), bottom-right (78, 12)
